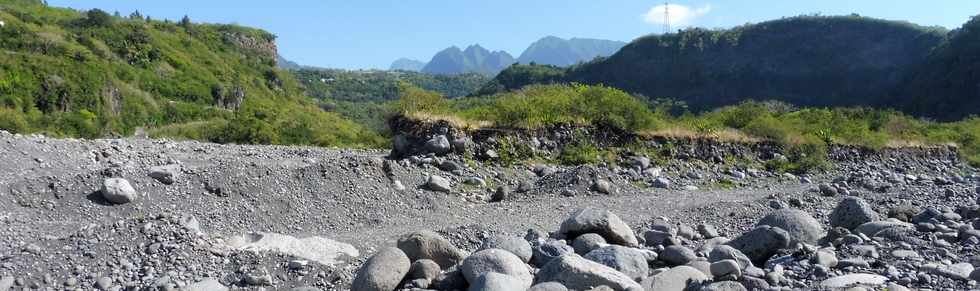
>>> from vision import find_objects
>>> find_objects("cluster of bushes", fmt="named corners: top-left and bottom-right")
top-left (397, 83), bottom-right (980, 170)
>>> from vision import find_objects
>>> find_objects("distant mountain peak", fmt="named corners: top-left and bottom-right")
top-left (422, 44), bottom-right (515, 76)
top-left (516, 36), bottom-right (626, 67)
top-left (389, 58), bottom-right (427, 72)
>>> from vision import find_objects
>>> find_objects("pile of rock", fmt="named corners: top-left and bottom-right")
top-left (351, 193), bottom-right (980, 291)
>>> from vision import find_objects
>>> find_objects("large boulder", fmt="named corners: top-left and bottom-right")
top-left (528, 282), bottom-right (569, 291)
top-left (424, 135), bottom-right (452, 155)
top-left (397, 231), bottom-right (467, 268)
top-left (351, 248), bottom-right (411, 291)
top-left (558, 208), bottom-right (639, 247)
top-left (184, 279), bottom-right (228, 291)
top-left (756, 209), bottom-right (824, 245)
top-left (853, 220), bottom-right (912, 237)
top-left (468, 272), bottom-right (528, 291)
top-left (225, 232), bottom-right (359, 266)
top-left (819, 274), bottom-right (888, 289)
top-left (639, 266), bottom-right (709, 291)
top-left (707, 245), bottom-right (753, 270)
top-left (829, 197), bottom-right (880, 230)
top-left (461, 249), bottom-right (533, 287)
top-left (479, 235), bottom-right (533, 263)
top-left (700, 281), bottom-right (747, 291)
top-left (535, 254), bottom-right (642, 291)
top-left (583, 245), bottom-right (650, 281)
top-left (660, 246), bottom-right (697, 266)
top-left (532, 239), bottom-right (575, 267)
top-left (573, 233), bottom-right (608, 255)
top-left (101, 178), bottom-right (138, 204)
top-left (407, 259), bottom-right (441, 282)
top-left (725, 226), bottom-right (791, 265)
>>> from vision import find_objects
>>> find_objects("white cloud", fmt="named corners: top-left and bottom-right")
top-left (643, 3), bottom-right (713, 27)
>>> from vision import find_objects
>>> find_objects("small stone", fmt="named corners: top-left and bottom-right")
top-left (148, 164), bottom-right (181, 185)
top-left (592, 179), bottom-right (613, 194)
top-left (425, 175), bottom-right (452, 193)
top-left (101, 178), bottom-right (138, 204)
top-left (490, 186), bottom-right (508, 202)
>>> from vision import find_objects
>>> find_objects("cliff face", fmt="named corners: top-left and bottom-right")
top-left (222, 31), bottom-right (278, 61)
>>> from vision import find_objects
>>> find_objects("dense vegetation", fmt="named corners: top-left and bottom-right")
top-left (0, 0), bottom-right (383, 147)
top-left (483, 15), bottom-right (948, 113)
top-left (515, 36), bottom-right (626, 67)
top-left (398, 84), bottom-right (980, 170)
top-left (291, 69), bottom-right (490, 132)
top-left (899, 15), bottom-right (980, 121)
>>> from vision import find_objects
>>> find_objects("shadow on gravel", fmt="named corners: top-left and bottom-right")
top-left (85, 191), bottom-right (114, 206)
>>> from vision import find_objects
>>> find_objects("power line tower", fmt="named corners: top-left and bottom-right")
top-left (664, 1), bottom-right (671, 34)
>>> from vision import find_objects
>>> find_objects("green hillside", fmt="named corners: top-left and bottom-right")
top-left (899, 15), bottom-right (980, 121)
top-left (0, 0), bottom-right (382, 146)
top-left (485, 15), bottom-right (947, 112)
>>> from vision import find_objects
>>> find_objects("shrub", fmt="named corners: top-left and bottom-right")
top-left (395, 82), bottom-right (446, 115)
top-left (0, 107), bottom-right (29, 133)
top-left (558, 141), bottom-right (600, 165)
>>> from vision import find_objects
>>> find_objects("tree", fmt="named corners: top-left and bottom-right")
top-left (180, 15), bottom-right (192, 29)
top-left (85, 9), bottom-right (113, 27)
top-left (129, 10), bottom-right (142, 20)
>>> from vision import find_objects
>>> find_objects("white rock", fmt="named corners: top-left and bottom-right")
top-left (225, 232), bottom-right (358, 266)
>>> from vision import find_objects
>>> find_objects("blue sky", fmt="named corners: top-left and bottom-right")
top-left (48, 1), bottom-right (980, 69)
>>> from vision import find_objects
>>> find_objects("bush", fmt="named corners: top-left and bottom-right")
top-left (395, 82), bottom-right (446, 115)
top-left (558, 141), bottom-right (600, 165)
top-left (0, 107), bottom-right (29, 133)
top-left (84, 9), bottom-right (114, 27)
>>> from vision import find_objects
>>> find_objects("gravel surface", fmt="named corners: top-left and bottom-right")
top-left (1, 130), bottom-right (978, 290)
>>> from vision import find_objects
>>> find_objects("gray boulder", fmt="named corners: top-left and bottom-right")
top-left (529, 282), bottom-right (569, 291)
top-left (573, 233), bottom-right (608, 255)
top-left (439, 160), bottom-right (463, 172)
top-left (583, 245), bottom-right (649, 281)
top-left (725, 226), bottom-right (791, 265)
top-left (592, 179), bottom-right (614, 194)
top-left (700, 281), bottom-right (747, 291)
top-left (829, 197), bottom-right (880, 230)
top-left (756, 209), bottom-right (824, 245)
top-left (148, 164), bottom-right (181, 185)
top-left (461, 249), bottom-right (533, 287)
top-left (532, 239), bottom-right (575, 267)
top-left (558, 208), bottom-right (639, 247)
top-left (639, 266), bottom-right (709, 291)
top-left (641, 229), bottom-right (673, 247)
top-left (819, 274), bottom-right (888, 289)
top-left (709, 260), bottom-right (741, 278)
top-left (397, 230), bottom-right (467, 268)
top-left (479, 235), bottom-right (533, 263)
top-left (184, 279), bottom-right (228, 291)
top-left (707, 245), bottom-right (753, 270)
top-left (652, 177), bottom-right (671, 189)
top-left (660, 245), bottom-right (697, 266)
top-left (407, 259), bottom-right (441, 282)
top-left (351, 248), bottom-right (411, 291)
top-left (101, 178), bottom-right (138, 204)
top-left (469, 272), bottom-right (528, 291)
top-left (853, 220), bottom-right (912, 237)
top-left (426, 175), bottom-right (452, 193)
top-left (535, 254), bottom-right (642, 291)
top-left (425, 135), bottom-right (452, 155)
